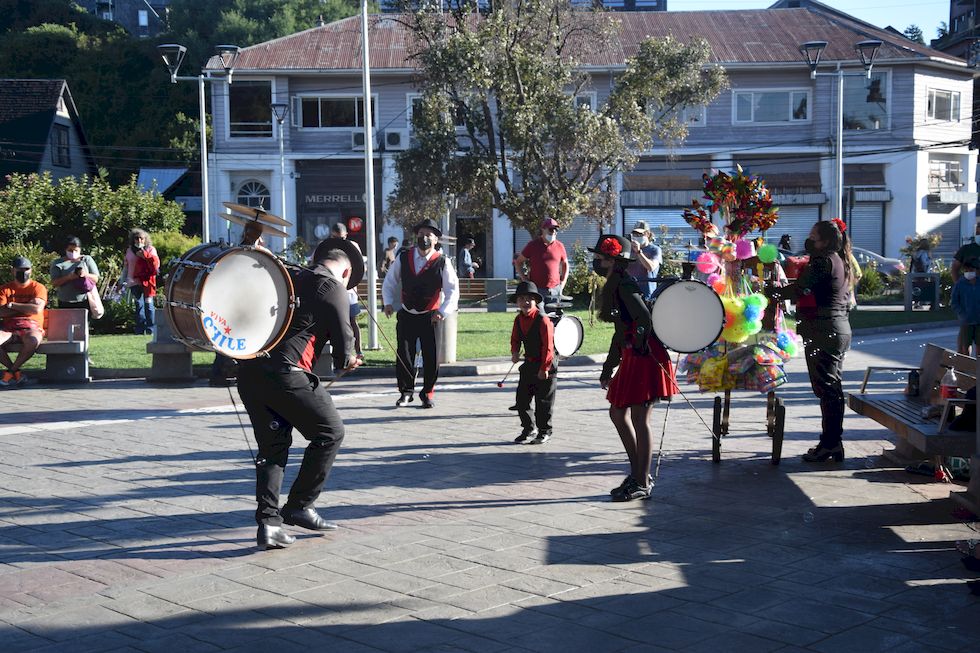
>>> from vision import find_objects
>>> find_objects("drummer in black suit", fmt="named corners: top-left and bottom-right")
top-left (236, 237), bottom-right (363, 550)
top-left (381, 218), bottom-right (460, 408)
top-left (509, 281), bottom-right (557, 445)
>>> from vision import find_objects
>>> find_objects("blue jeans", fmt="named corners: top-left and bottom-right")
top-left (131, 286), bottom-right (155, 334)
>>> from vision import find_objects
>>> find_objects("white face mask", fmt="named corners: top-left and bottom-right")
top-left (65, 250), bottom-right (81, 261)
top-left (543, 232), bottom-right (557, 243)
top-left (966, 271), bottom-right (977, 280)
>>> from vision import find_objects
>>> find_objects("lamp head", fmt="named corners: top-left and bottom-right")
top-left (157, 43), bottom-right (187, 83)
top-left (855, 39), bottom-right (882, 78)
top-left (271, 102), bottom-right (289, 124)
top-left (799, 40), bottom-right (827, 79)
top-left (215, 45), bottom-right (240, 83)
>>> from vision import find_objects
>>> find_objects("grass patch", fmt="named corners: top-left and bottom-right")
top-left (848, 307), bottom-right (955, 330)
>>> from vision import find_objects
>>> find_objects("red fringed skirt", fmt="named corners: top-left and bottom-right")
top-left (606, 330), bottom-right (678, 408)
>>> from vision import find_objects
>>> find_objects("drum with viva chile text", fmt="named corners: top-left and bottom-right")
top-left (165, 243), bottom-right (295, 359)
top-left (650, 279), bottom-right (724, 353)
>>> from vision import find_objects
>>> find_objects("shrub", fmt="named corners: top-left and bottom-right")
top-left (91, 292), bottom-right (136, 334)
top-left (856, 260), bottom-right (884, 296)
top-left (0, 241), bottom-right (58, 289)
top-left (153, 231), bottom-right (201, 273)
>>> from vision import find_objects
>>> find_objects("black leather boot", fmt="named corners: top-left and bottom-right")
top-left (257, 524), bottom-right (295, 550)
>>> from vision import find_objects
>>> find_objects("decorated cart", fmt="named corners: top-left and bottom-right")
top-left (678, 166), bottom-right (801, 464)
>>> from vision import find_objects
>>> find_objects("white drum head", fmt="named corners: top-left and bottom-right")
top-left (198, 250), bottom-right (292, 358)
top-left (651, 280), bottom-right (724, 353)
top-left (553, 314), bottom-right (584, 358)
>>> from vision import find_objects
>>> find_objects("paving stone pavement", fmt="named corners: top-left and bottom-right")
top-left (0, 326), bottom-right (978, 652)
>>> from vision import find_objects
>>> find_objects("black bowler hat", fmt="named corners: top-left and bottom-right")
top-left (587, 234), bottom-right (635, 262)
top-left (508, 280), bottom-right (544, 304)
top-left (413, 218), bottom-right (442, 238)
top-left (312, 237), bottom-right (365, 289)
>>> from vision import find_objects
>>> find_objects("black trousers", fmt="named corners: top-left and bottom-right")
top-left (237, 364), bottom-right (345, 526)
top-left (395, 309), bottom-right (438, 396)
top-left (800, 319), bottom-right (851, 449)
top-left (515, 361), bottom-right (557, 434)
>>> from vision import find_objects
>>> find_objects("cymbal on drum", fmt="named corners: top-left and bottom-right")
top-left (220, 211), bottom-right (290, 239)
top-left (222, 201), bottom-right (292, 227)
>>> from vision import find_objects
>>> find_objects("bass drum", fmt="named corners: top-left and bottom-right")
top-left (552, 314), bottom-right (584, 358)
top-left (650, 279), bottom-right (724, 353)
top-left (165, 244), bottom-right (295, 359)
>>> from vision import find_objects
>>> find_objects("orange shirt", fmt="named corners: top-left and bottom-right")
top-left (0, 280), bottom-right (47, 329)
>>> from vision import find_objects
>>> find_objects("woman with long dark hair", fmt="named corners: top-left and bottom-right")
top-left (591, 234), bottom-right (678, 501)
top-left (775, 219), bottom-right (852, 462)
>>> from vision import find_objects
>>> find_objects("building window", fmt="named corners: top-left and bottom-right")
top-left (733, 90), bottom-right (809, 124)
top-left (681, 105), bottom-right (706, 127)
top-left (138, 10), bottom-right (149, 37)
top-left (927, 89), bottom-right (961, 121)
top-left (406, 93), bottom-right (466, 130)
top-left (229, 81), bottom-right (273, 138)
top-left (843, 71), bottom-right (889, 131)
top-left (237, 180), bottom-right (270, 209)
top-left (298, 96), bottom-right (375, 129)
top-left (574, 93), bottom-right (597, 112)
top-left (51, 125), bottom-right (70, 167)
top-left (928, 158), bottom-right (963, 193)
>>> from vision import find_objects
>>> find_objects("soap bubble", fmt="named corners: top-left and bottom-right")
top-left (66, 367), bottom-right (76, 376)
top-left (803, 511), bottom-right (815, 524)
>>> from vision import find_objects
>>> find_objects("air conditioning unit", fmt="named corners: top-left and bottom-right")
top-left (384, 128), bottom-right (410, 151)
top-left (351, 131), bottom-right (366, 151)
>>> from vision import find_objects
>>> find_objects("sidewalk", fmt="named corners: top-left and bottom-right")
top-left (0, 327), bottom-right (977, 652)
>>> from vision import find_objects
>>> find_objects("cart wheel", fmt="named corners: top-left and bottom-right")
top-left (712, 396), bottom-right (722, 464)
top-left (771, 398), bottom-right (785, 465)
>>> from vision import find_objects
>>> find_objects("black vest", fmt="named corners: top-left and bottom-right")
top-left (400, 249), bottom-right (445, 312)
top-left (518, 312), bottom-right (554, 368)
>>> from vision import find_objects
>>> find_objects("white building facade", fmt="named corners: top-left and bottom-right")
top-left (204, 7), bottom-right (977, 274)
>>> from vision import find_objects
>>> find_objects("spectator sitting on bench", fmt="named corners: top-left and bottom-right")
top-left (0, 256), bottom-right (47, 389)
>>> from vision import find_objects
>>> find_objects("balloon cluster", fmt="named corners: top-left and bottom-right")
top-left (776, 329), bottom-right (800, 357)
top-left (682, 165), bottom-right (779, 238)
top-left (721, 293), bottom-right (769, 343)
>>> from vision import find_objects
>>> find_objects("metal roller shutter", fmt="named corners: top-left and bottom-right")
top-left (848, 203), bottom-right (885, 254)
top-left (768, 206), bottom-right (820, 253)
top-left (931, 213), bottom-right (962, 264)
top-left (624, 208), bottom-right (699, 246)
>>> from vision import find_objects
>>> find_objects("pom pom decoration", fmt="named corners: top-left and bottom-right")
top-left (783, 341), bottom-right (798, 357)
top-left (722, 320), bottom-right (751, 343)
top-left (743, 304), bottom-right (762, 322)
top-left (711, 277), bottom-right (727, 294)
top-left (746, 320), bottom-right (763, 335)
top-left (735, 239), bottom-right (756, 260)
top-left (696, 252), bottom-right (720, 274)
top-left (776, 331), bottom-right (791, 350)
top-left (743, 293), bottom-right (769, 312)
top-left (720, 242), bottom-right (737, 261)
top-left (706, 273), bottom-right (722, 286)
top-left (757, 243), bottom-right (779, 264)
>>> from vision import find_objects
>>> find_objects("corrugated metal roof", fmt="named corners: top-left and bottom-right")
top-left (137, 167), bottom-right (189, 194)
top-left (207, 9), bottom-right (964, 74)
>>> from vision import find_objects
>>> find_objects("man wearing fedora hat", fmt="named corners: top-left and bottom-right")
top-left (382, 218), bottom-right (460, 408)
top-left (235, 237), bottom-right (364, 550)
top-left (509, 281), bottom-right (557, 444)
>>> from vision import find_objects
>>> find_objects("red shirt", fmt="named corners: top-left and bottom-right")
top-left (510, 307), bottom-right (555, 374)
top-left (521, 238), bottom-right (567, 290)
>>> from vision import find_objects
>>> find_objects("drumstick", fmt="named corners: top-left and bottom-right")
top-left (497, 360), bottom-right (517, 388)
top-left (323, 366), bottom-right (354, 390)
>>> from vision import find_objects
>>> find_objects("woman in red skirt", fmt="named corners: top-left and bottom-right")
top-left (590, 234), bottom-right (678, 501)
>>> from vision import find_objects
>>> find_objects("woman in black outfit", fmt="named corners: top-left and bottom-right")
top-left (591, 234), bottom-right (677, 501)
top-left (774, 220), bottom-right (852, 462)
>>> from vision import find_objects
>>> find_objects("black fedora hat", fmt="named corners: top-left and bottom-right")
top-left (587, 234), bottom-right (635, 262)
top-left (413, 218), bottom-right (443, 238)
top-left (312, 237), bottom-right (365, 289)
top-left (508, 280), bottom-right (544, 304)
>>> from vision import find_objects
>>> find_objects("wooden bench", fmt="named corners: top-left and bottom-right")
top-left (848, 343), bottom-right (976, 463)
top-left (5, 308), bottom-right (90, 383)
top-left (355, 277), bottom-right (509, 312)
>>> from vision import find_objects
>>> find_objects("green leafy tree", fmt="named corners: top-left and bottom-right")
top-left (903, 25), bottom-right (925, 45)
top-left (388, 0), bottom-right (727, 235)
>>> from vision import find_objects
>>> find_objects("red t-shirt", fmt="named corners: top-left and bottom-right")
top-left (521, 238), bottom-right (567, 290)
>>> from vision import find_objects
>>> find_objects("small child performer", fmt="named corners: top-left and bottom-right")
top-left (509, 281), bottom-right (557, 444)
top-left (951, 257), bottom-right (980, 356)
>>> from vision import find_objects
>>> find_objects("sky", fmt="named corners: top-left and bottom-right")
top-left (672, 1), bottom-right (953, 40)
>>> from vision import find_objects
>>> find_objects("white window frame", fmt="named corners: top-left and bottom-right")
top-left (290, 92), bottom-right (378, 131)
top-left (928, 156), bottom-right (964, 193)
top-left (843, 69), bottom-right (891, 132)
top-left (681, 105), bottom-right (706, 128)
top-left (406, 92), bottom-right (423, 131)
top-left (732, 88), bottom-right (810, 125)
top-left (574, 92), bottom-right (597, 112)
top-left (224, 78), bottom-right (276, 141)
top-left (927, 88), bottom-right (961, 122)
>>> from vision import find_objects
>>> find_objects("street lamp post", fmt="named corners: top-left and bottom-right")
top-left (360, 0), bottom-right (379, 350)
top-left (158, 43), bottom-right (240, 244)
top-left (271, 102), bottom-right (290, 252)
top-left (799, 39), bottom-right (882, 222)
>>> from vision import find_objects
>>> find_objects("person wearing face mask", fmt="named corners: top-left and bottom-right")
top-left (123, 228), bottom-right (160, 335)
top-left (381, 218), bottom-right (460, 408)
top-left (951, 234), bottom-right (980, 284)
top-left (0, 257), bottom-right (48, 388)
top-left (515, 218), bottom-right (569, 304)
top-left (50, 236), bottom-right (100, 310)
top-left (951, 258), bottom-right (980, 356)
top-left (591, 235), bottom-right (678, 502)
top-left (236, 238), bottom-right (364, 550)
top-left (625, 221), bottom-right (663, 300)
top-left (769, 219), bottom-right (852, 463)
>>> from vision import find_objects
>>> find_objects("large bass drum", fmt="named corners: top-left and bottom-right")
top-left (650, 279), bottom-right (724, 353)
top-left (165, 244), bottom-right (295, 359)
